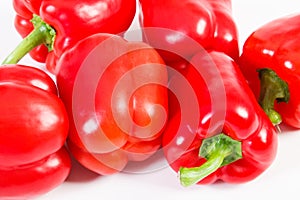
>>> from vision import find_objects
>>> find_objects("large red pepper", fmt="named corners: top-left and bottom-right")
top-left (56, 33), bottom-right (168, 175)
top-left (0, 64), bottom-right (71, 199)
top-left (138, 0), bottom-right (239, 69)
top-left (3, 0), bottom-right (136, 73)
top-left (239, 14), bottom-right (300, 129)
top-left (162, 51), bottom-right (277, 185)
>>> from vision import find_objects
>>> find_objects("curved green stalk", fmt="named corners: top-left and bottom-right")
top-left (179, 133), bottom-right (242, 187)
top-left (2, 15), bottom-right (56, 65)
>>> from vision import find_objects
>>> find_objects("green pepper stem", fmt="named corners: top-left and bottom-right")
top-left (257, 68), bottom-right (290, 126)
top-left (179, 148), bottom-right (227, 186)
top-left (179, 133), bottom-right (242, 187)
top-left (2, 15), bottom-right (55, 65)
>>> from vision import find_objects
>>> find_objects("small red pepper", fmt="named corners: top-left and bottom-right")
top-left (162, 51), bottom-right (278, 185)
top-left (139, 0), bottom-right (239, 69)
top-left (0, 64), bottom-right (71, 199)
top-left (56, 33), bottom-right (168, 175)
top-left (239, 14), bottom-right (300, 128)
top-left (3, 0), bottom-right (136, 73)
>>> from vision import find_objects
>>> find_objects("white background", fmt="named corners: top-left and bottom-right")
top-left (1, 1), bottom-right (300, 200)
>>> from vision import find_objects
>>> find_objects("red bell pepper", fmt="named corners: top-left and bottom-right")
top-left (3, 0), bottom-right (136, 73)
top-left (56, 33), bottom-right (168, 175)
top-left (239, 14), bottom-right (300, 129)
top-left (0, 64), bottom-right (71, 199)
top-left (139, 0), bottom-right (239, 69)
top-left (162, 51), bottom-right (278, 185)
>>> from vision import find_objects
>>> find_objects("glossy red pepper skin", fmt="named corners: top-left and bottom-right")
top-left (139, 0), bottom-right (239, 69)
top-left (0, 65), bottom-right (71, 199)
top-left (12, 0), bottom-right (136, 72)
top-left (162, 51), bottom-right (277, 184)
top-left (56, 33), bottom-right (168, 175)
top-left (0, 64), bottom-right (57, 94)
top-left (239, 14), bottom-right (300, 128)
top-left (0, 147), bottom-right (70, 200)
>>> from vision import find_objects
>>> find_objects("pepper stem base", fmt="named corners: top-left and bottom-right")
top-left (2, 15), bottom-right (55, 65)
top-left (257, 68), bottom-right (290, 126)
top-left (179, 133), bottom-right (242, 187)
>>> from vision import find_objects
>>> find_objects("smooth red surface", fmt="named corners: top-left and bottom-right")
top-left (239, 14), bottom-right (300, 128)
top-left (0, 64), bottom-right (71, 199)
top-left (57, 33), bottom-right (168, 175)
top-left (0, 147), bottom-right (71, 200)
top-left (139, 0), bottom-right (239, 68)
top-left (162, 51), bottom-right (278, 184)
top-left (12, 0), bottom-right (136, 73)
